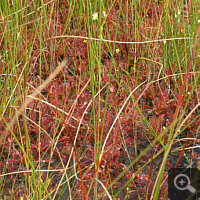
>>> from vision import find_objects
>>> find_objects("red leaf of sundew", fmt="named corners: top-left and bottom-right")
top-left (109, 86), bottom-right (115, 93)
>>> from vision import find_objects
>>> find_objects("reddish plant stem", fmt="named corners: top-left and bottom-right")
top-left (175, 130), bottom-right (194, 168)
top-left (72, 143), bottom-right (87, 200)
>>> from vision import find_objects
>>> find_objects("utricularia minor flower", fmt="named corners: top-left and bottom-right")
top-left (102, 11), bottom-right (107, 17)
top-left (92, 13), bottom-right (98, 20)
top-left (92, 11), bottom-right (107, 21)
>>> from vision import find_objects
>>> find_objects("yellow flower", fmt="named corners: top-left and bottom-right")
top-left (116, 48), bottom-right (120, 54)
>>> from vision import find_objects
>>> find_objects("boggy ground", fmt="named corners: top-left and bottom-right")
top-left (0, 0), bottom-right (200, 199)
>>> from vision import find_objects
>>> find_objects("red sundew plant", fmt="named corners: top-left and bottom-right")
top-left (0, 0), bottom-right (200, 199)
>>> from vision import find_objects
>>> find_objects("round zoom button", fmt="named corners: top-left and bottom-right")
top-left (174, 174), bottom-right (196, 193)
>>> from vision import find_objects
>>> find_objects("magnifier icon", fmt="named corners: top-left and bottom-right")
top-left (174, 174), bottom-right (196, 193)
